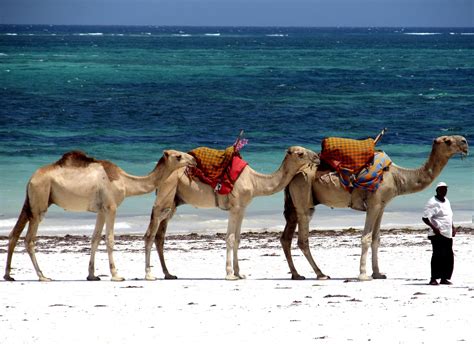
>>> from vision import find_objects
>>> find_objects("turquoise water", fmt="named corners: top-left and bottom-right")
top-left (0, 26), bottom-right (473, 234)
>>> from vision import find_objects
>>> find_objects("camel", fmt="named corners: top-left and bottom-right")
top-left (4, 150), bottom-right (196, 282)
top-left (143, 146), bottom-right (320, 281)
top-left (281, 135), bottom-right (468, 281)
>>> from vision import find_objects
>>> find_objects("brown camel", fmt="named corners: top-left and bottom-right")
top-left (281, 135), bottom-right (468, 281)
top-left (144, 146), bottom-right (320, 281)
top-left (4, 150), bottom-right (195, 282)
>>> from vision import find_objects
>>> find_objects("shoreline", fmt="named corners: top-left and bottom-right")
top-left (1, 225), bottom-right (472, 242)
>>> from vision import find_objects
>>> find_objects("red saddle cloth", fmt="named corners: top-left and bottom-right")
top-left (188, 146), bottom-right (248, 195)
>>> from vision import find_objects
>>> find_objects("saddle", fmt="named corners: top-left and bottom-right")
top-left (188, 145), bottom-right (248, 195)
top-left (319, 130), bottom-right (391, 192)
top-left (320, 137), bottom-right (375, 176)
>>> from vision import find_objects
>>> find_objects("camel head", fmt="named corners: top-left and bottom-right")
top-left (161, 150), bottom-right (197, 169)
top-left (285, 146), bottom-right (320, 171)
top-left (432, 135), bottom-right (469, 159)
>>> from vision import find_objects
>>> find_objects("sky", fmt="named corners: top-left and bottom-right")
top-left (0, 0), bottom-right (473, 27)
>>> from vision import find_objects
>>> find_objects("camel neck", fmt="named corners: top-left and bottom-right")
top-left (394, 147), bottom-right (450, 196)
top-left (123, 162), bottom-right (166, 197)
top-left (250, 158), bottom-right (299, 197)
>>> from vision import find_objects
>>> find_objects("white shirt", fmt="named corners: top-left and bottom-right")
top-left (423, 196), bottom-right (453, 238)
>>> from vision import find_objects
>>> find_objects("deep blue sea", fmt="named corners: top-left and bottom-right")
top-left (1, 25), bottom-right (473, 234)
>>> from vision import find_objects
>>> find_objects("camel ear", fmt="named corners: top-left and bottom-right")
top-left (434, 137), bottom-right (442, 144)
top-left (176, 154), bottom-right (182, 162)
top-left (444, 138), bottom-right (452, 146)
top-left (164, 151), bottom-right (170, 159)
top-left (297, 152), bottom-right (304, 158)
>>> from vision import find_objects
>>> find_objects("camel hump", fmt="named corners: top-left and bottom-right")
top-left (54, 151), bottom-right (121, 182)
top-left (55, 151), bottom-right (98, 168)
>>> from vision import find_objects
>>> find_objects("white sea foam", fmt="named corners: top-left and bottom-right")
top-left (76, 33), bottom-right (104, 36)
top-left (173, 34), bottom-right (192, 37)
top-left (266, 34), bottom-right (288, 37)
top-left (5, 33), bottom-right (18, 36)
top-left (403, 32), bottom-right (441, 36)
top-left (460, 33), bottom-right (474, 35)
top-left (0, 217), bottom-right (132, 236)
top-left (205, 33), bottom-right (221, 36)
top-left (0, 53), bottom-right (8, 56)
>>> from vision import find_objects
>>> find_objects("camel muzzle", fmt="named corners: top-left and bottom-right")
top-left (311, 153), bottom-right (321, 165)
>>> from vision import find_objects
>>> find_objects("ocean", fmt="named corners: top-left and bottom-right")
top-left (0, 25), bottom-right (473, 235)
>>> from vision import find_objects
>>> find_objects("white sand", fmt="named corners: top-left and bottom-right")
top-left (1, 230), bottom-right (473, 343)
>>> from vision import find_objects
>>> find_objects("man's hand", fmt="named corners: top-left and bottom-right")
top-left (422, 217), bottom-right (441, 236)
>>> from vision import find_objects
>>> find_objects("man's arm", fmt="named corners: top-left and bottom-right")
top-left (422, 217), bottom-right (441, 235)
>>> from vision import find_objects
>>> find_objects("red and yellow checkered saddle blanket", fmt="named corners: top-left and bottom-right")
top-left (320, 137), bottom-right (375, 175)
top-left (188, 146), bottom-right (248, 195)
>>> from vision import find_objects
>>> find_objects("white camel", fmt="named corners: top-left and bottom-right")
top-left (282, 135), bottom-right (468, 280)
top-left (144, 146), bottom-right (320, 280)
top-left (4, 150), bottom-right (195, 282)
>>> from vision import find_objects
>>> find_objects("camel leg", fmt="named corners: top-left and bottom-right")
top-left (144, 206), bottom-right (172, 281)
top-left (225, 207), bottom-right (245, 280)
top-left (280, 206), bottom-right (302, 280)
top-left (104, 207), bottom-right (124, 282)
top-left (371, 209), bottom-right (387, 279)
top-left (4, 203), bottom-right (30, 281)
top-left (296, 208), bottom-right (329, 280)
top-left (358, 205), bottom-right (383, 281)
top-left (155, 214), bottom-right (177, 280)
top-left (232, 209), bottom-right (246, 279)
top-left (24, 216), bottom-right (51, 282)
top-left (87, 212), bottom-right (106, 281)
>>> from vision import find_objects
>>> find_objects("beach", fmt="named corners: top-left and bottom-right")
top-left (1, 228), bottom-right (473, 343)
top-left (1, 25), bottom-right (473, 343)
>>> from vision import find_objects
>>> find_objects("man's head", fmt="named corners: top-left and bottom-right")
top-left (436, 181), bottom-right (448, 198)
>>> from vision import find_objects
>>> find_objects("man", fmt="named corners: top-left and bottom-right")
top-left (422, 182), bottom-right (456, 286)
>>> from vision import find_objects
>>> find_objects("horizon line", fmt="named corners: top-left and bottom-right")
top-left (1, 23), bottom-right (473, 29)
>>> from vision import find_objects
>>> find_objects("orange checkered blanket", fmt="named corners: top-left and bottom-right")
top-left (188, 146), bottom-right (248, 195)
top-left (320, 137), bottom-right (375, 175)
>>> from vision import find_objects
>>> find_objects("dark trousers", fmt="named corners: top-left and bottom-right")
top-left (429, 235), bottom-right (454, 280)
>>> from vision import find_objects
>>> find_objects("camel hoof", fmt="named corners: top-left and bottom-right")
top-left (4, 275), bottom-right (15, 282)
top-left (317, 275), bottom-right (330, 280)
top-left (145, 274), bottom-right (157, 281)
top-left (358, 274), bottom-right (373, 281)
top-left (87, 275), bottom-right (101, 281)
top-left (225, 274), bottom-right (240, 281)
top-left (39, 276), bottom-right (52, 282)
top-left (111, 276), bottom-right (125, 282)
top-left (291, 274), bottom-right (306, 280)
top-left (372, 273), bottom-right (387, 280)
top-left (164, 274), bottom-right (178, 280)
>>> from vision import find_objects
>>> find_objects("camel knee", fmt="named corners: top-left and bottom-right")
top-left (361, 234), bottom-right (372, 246)
top-left (371, 238), bottom-right (380, 249)
top-left (280, 234), bottom-right (291, 249)
top-left (297, 239), bottom-right (309, 251)
top-left (8, 228), bottom-right (23, 242)
top-left (24, 237), bottom-right (35, 253)
top-left (226, 233), bottom-right (235, 248)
